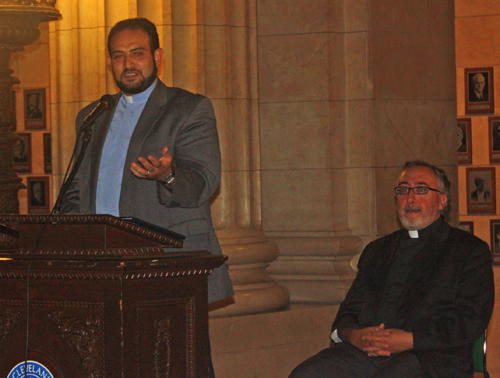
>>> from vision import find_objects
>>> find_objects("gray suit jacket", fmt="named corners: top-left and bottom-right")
top-left (61, 80), bottom-right (234, 303)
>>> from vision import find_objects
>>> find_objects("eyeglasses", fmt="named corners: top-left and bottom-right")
top-left (394, 186), bottom-right (442, 195)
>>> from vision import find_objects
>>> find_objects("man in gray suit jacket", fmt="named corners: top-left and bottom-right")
top-left (289, 160), bottom-right (494, 378)
top-left (60, 18), bottom-right (233, 373)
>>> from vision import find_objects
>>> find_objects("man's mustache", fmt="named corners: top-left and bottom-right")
top-left (404, 206), bottom-right (421, 212)
top-left (122, 68), bottom-right (141, 75)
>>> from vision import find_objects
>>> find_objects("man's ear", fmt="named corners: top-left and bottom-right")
top-left (154, 48), bottom-right (164, 68)
top-left (438, 194), bottom-right (448, 211)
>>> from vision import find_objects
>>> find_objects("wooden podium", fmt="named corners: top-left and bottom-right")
top-left (0, 215), bottom-right (226, 378)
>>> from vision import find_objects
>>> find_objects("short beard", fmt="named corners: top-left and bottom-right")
top-left (398, 206), bottom-right (422, 231)
top-left (399, 214), bottom-right (418, 230)
top-left (115, 65), bottom-right (157, 95)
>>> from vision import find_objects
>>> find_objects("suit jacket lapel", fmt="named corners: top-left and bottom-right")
top-left (373, 232), bottom-right (402, 285)
top-left (121, 81), bottom-right (173, 188)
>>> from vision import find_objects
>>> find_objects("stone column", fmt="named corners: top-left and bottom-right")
top-left (49, 0), bottom-right (289, 316)
top-left (258, 0), bottom-right (457, 306)
top-left (200, 0), bottom-right (289, 316)
top-left (0, 1), bottom-right (60, 214)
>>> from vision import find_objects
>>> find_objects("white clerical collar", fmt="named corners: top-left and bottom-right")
top-left (122, 78), bottom-right (158, 105)
top-left (408, 230), bottom-right (419, 238)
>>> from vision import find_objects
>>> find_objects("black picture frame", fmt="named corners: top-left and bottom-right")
top-left (457, 118), bottom-right (472, 165)
top-left (489, 116), bottom-right (500, 164)
top-left (490, 220), bottom-right (500, 265)
top-left (458, 221), bottom-right (474, 234)
top-left (465, 67), bottom-right (494, 115)
top-left (43, 133), bottom-right (52, 173)
top-left (466, 167), bottom-right (496, 214)
top-left (11, 91), bottom-right (17, 131)
top-left (27, 176), bottom-right (50, 214)
top-left (13, 133), bottom-right (32, 173)
top-left (24, 88), bottom-right (46, 130)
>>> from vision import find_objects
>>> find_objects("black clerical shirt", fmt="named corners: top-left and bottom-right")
top-left (374, 218), bottom-right (445, 328)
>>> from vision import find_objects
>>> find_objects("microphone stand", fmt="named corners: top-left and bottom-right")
top-left (53, 122), bottom-right (93, 214)
top-left (53, 94), bottom-right (115, 214)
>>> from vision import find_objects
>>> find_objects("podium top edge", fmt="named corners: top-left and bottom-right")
top-left (0, 214), bottom-right (185, 248)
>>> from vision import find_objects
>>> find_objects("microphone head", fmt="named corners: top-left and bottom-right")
top-left (100, 94), bottom-right (115, 109)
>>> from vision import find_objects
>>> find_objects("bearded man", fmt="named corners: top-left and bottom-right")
top-left (288, 160), bottom-right (494, 378)
top-left (60, 17), bottom-right (233, 378)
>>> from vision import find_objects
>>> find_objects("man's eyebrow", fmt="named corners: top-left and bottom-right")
top-left (111, 47), bottom-right (147, 55)
top-left (398, 181), bottom-right (430, 186)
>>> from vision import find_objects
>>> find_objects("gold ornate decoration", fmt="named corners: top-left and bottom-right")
top-left (0, 0), bottom-right (60, 214)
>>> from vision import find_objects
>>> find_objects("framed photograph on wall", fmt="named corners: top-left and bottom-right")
top-left (490, 220), bottom-right (500, 265)
top-left (465, 67), bottom-right (494, 115)
top-left (458, 221), bottom-right (474, 234)
top-left (43, 133), bottom-right (52, 173)
top-left (24, 88), bottom-right (46, 130)
top-left (457, 118), bottom-right (472, 164)
top-left (466, 167), bottom-right (496, 213)
top-left (11, 91), bottom-right (16, 131)
top-left (27, 176), bottom-right (50, 214)
top-left (12, 133), bottom-right (31, 173)
top-left (489, 116), bottom-right (500, 163)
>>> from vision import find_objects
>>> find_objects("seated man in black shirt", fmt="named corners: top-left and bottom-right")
top-left (288, 160), bottom-right (495, 378)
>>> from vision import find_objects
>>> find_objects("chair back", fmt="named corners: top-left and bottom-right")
top-left (473, 331), bottom-right (488, 377)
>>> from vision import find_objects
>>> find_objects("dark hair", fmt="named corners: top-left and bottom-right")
top-left (107, 18), bottom-right (160, 55)
top-left (402, 160), bottom-right (451, 217)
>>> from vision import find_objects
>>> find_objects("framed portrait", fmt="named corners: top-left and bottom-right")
top-left (11, 91), bottom-right (16, 132)
top-left (24, 88), bottom-right (46, 130)
top-left (43, 133), bottom-right (52, 173)
top-left (489, 116), bottom-right (500, 163)
top-left (458, 221), bottom-right (474, 234)
top-left (466, 167), bottom-right (496, 213)
top-left (465, 67), bottom-right (494, 115)
top-left (27, 176), bottom-right (50, 214)
top-left (12, 133), bottom-right (32, 173)
top-left (490, 220), bottom-right (500, 265)
top-left (457, 118), bottom-right (472, 164)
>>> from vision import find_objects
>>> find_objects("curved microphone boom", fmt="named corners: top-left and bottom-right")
top-left (82, 94), bottom-right (115, 127)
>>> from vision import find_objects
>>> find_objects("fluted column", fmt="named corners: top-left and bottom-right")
top-left (49, 0), bottom-right (289, 316)
top-left (201, 0), bottom-right (289, 316)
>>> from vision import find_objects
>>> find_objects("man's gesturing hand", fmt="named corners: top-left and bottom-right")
top-left (131, 146), bottom-right (173, 181)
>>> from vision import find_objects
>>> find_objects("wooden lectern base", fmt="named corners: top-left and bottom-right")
top-left (0, 215), bottom-right (226, 378)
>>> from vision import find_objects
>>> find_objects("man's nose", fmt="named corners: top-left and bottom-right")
top-left (406, 190), bottom-right (417, 204)
top-left (124, 54), bottom-right (134, 68)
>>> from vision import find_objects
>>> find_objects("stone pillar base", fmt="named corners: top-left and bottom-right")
top-left (211, 235), bottom-right (290, 317)
top-left (268, 236), bottom-right (364, 304)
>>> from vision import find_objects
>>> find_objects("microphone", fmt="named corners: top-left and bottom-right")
top-left (82, 94), bottom-right (115, 126)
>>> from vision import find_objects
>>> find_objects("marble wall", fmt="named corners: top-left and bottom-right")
top-left (261, 0), bottom-right (457, 304)
top-left (259, 0), bottom-right (457, 241)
